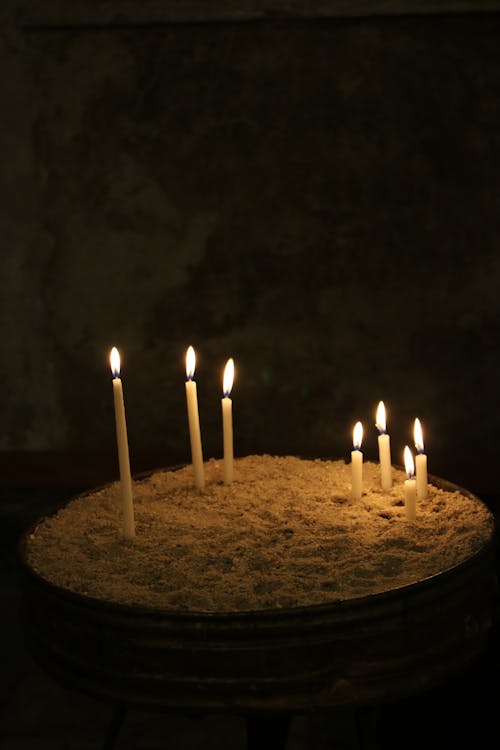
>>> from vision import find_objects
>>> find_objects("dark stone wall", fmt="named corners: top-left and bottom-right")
top-left (3, 11), bottom-right (500, 487)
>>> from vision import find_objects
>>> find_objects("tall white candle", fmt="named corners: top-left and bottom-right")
top-left (222, 358), bottom-right (234, 485)
top-left (351, 421), bottom-right (363, 501)
top-left (376, 400), bottom-right (392, 489)
top-left (185, 345), bottom-right (205, 489)
top-left (414, 417), bottom-right (428, 499)
top-left (404, 445), bottom-right (417, 521)
top-left (110, 347), bottom-right (135, 540)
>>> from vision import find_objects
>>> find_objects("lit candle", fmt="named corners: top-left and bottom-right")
top-left (351, 421), bottom-right (363, 501)
top-left (110, 347), bottom-right (135, 539)
top-left (404, 445), bottom-right (417, 521)
top-left (185, 345), bottom-right (205, 489)
top-left (376, 400), bottom-right (392, 489)
top-left (414, 417), bottom-right (428, 499)
top-left (222, 358), bottom-right (234, 485)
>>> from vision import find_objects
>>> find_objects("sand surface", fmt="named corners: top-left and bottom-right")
top-left (25, 455), bottom-right (494, 612)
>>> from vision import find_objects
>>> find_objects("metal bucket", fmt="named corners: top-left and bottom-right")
top-left (18, 473), bottom-right (497, 713)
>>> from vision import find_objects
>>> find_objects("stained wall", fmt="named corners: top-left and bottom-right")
top-left (2, 5), bottom-right (500, 490)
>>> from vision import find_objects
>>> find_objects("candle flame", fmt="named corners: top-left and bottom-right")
top-left (110, 346), bottom-right (121, 378)
top-left (223, 358), bottom-right (234, 397)
top-left (404, 445), bottom-right (415, 478)
top-left (375, 401), bottom-right (387, 433)
top-left (353, 421), bottom-right (363, 450)
top-left (414, 417), bottom-right (424, 453)
top-left (186, 345), bottom-right (196, 379)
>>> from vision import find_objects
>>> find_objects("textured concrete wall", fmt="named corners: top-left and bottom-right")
top-left (2, 9), bottom-right (500, 482)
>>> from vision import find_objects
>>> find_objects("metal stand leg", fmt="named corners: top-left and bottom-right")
top-left (354, 706), bottom-right (379, 750)
top-left (246, 714), bottom-right (291, 750)
top-left (101, 704), bottom-right (127, 750)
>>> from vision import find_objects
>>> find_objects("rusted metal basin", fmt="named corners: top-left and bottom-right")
top-left (18, 473), bottom-right (497, 713)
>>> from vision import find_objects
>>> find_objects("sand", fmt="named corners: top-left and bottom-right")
top-left (25, 455), bottom-right (494, 613)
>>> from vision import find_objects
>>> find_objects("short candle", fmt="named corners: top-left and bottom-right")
top-left (222, 358), bottom-right (235, 485)
top-left (404, 445), bottom-right (417, 521)
top-left (414, 417), bottom-right (428, 499)
top-left (110, 347), bottom-right (135, 539)
top-left (351, 421), bottom-right (363, 501)
top-left (376, 401), bottom-right (392, 489)
top-left (185, 345), bottom-right (205, 489)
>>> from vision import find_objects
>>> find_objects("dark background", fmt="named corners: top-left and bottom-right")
top-left (2, 2), bottom-right (500, 493)
top-left (2, 2), bottom-right (500, 748)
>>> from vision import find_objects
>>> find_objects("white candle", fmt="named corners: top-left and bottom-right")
top-left (404, 445), bottom-right (417, 521)
top-left (351, 421), bottom-right (363, 501)
top-left (110, 347), bottom-right (135, 540)
top-left (414, 417), bottom-right (428, 499)
top-left (222, 358), bottom-right (234, 485)
top-left (185, 345), bottom-right (205, 489)
top-left (376, 400), bottom-right (392, 489)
